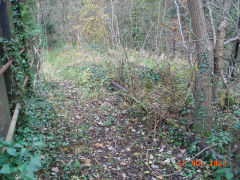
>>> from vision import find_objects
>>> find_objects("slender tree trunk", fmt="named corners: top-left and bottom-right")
top-left (155, 0), bottom-right (161, 54)
top-left (159, 0), bottom-right (167, 54)
top-left (115, 10), bottom-right (121, 45)
top-left (110, 0), bottom-right (116, 45)
top-left (174, 0), bottom-right (188, 50)
top-left (187, 0), bottom-right (213, 132)
top-left (206, 0), bottom-right (216, 47)
top-left (35, 0), bottom-right (44, 74)
top-left (229, 16), bottom-right (240, 80)
top-left (141, 24), bottom-right (153, 50)
top-left (213, 0), bottom-right (232, 103)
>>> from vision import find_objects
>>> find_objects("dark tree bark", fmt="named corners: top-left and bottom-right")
top-left (0, 1), bottom-right (11, 41)
top-left (0, 0), bottom-right (13, 107)
top-left (187, 0), bottom-right (213, 132)
top-left (229, 16), bottom-right (240, 80)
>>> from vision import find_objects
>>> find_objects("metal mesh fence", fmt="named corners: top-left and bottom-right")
top-left (0, 72), bottom-right (11, 139)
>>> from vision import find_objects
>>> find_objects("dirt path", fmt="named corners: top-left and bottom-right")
top-left (40, 46), bottom-right (196, 179)
top-left (42, 79), bottom-right (186, 180)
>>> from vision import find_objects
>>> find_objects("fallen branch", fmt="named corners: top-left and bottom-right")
top-left (111, 81), bottom-right (127, 91)
top-left (224, 35), bottom-right (239, 45)
top-left (0, 60), bottom-right (13, 76)
top-left (189, 144), bottom-right (216, 161)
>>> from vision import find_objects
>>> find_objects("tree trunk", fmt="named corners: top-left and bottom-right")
top-left (0, 2), bottom-right (11, 40)
top-left (0, 1), bottom-right (13, 109)
top-left (206, 0), bottom-right (216, 47)
top-left (229, 16), bottom-right (240, 80)
top-left (159, 0), bottom-right (167, 55)
top-left (35, 0), bottom-right (43, 74)
top-left (187, 0), bottom-right (213, 132)
top-left (213, 0), bottom-right (232, 103)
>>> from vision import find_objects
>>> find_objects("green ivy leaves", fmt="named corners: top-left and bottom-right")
top-left (24, 156), bottom-right (41, 179)
top-left (214, 168), bottom-right (233, 180)
top-left (7, 147), bottom-right (18, 156)
top-left (0, 141), bottom-right (42, 179)
top-left (0, 164), bottom-right (11, 174)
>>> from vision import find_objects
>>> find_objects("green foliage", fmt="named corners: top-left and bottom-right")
top-left (206, 131), bottom-right (231, 153)
top-left (0, 82), bottom-right (50, 179)
top-left (138, 68), bottom-right (160, 84)
top-left (78, 0), bottom-right (108, 43)
top-left (0, 0), bottom-right (43, 101)
top-left (219, 92), bottom-right (236, 109)
top-left (0, 140), bottom-right (41, 180)
top-left (213, 168), bottom-right (233, 180)
top-left (166, 118), bottom-right (179, 128)
top-left (0, 2), bottom-right (45, 179)
top-left (1, 80), bottom-right (66, 179)
top-left (167, 115), bottom-right (236, 179)
top-left (104, 116), bottom-right (115, 127)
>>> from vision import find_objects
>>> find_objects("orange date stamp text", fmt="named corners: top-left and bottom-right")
top-left (178, 160), bottom-right (227, 167)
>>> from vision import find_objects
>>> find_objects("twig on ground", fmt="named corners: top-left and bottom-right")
top-left (93, 158), bottom-right (101, 166)
top-left (189, 144), bottom-right (216, 161)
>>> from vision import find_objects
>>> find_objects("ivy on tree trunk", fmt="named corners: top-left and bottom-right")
top-left (187, 0), bottom-right (213, 134)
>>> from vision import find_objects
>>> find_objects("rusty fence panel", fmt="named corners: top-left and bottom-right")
top-left (0, 69), bottom-right (11, 139)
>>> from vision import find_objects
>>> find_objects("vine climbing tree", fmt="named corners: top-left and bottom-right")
top-left (187, 0), bottom-right (213, 133)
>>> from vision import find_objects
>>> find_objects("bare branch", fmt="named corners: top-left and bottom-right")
top-left (174, 0), bottom-right (188, 50)
top-left (224, 35), bottom-right (240, 45)
top-left (206, 0), bottom-right (216, 47)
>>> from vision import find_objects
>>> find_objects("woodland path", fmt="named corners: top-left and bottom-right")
top-left (39, 46), bottom-right (196, 179)
top-left (43, 79), bottom-right (185, 180)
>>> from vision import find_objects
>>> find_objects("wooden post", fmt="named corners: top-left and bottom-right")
top-left (5, 103), bottom-right (21, 142)
top-left (5, 74), bottom-right (30, 142)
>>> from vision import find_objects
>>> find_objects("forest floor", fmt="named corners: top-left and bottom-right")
top-left (42, 79), bottom-right (183, 179)
top-left (37, 45), bottom-right (210, 179)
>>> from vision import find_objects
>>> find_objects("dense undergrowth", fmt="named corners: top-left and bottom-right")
top-left (0, 44), bottom-right (239, 179)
